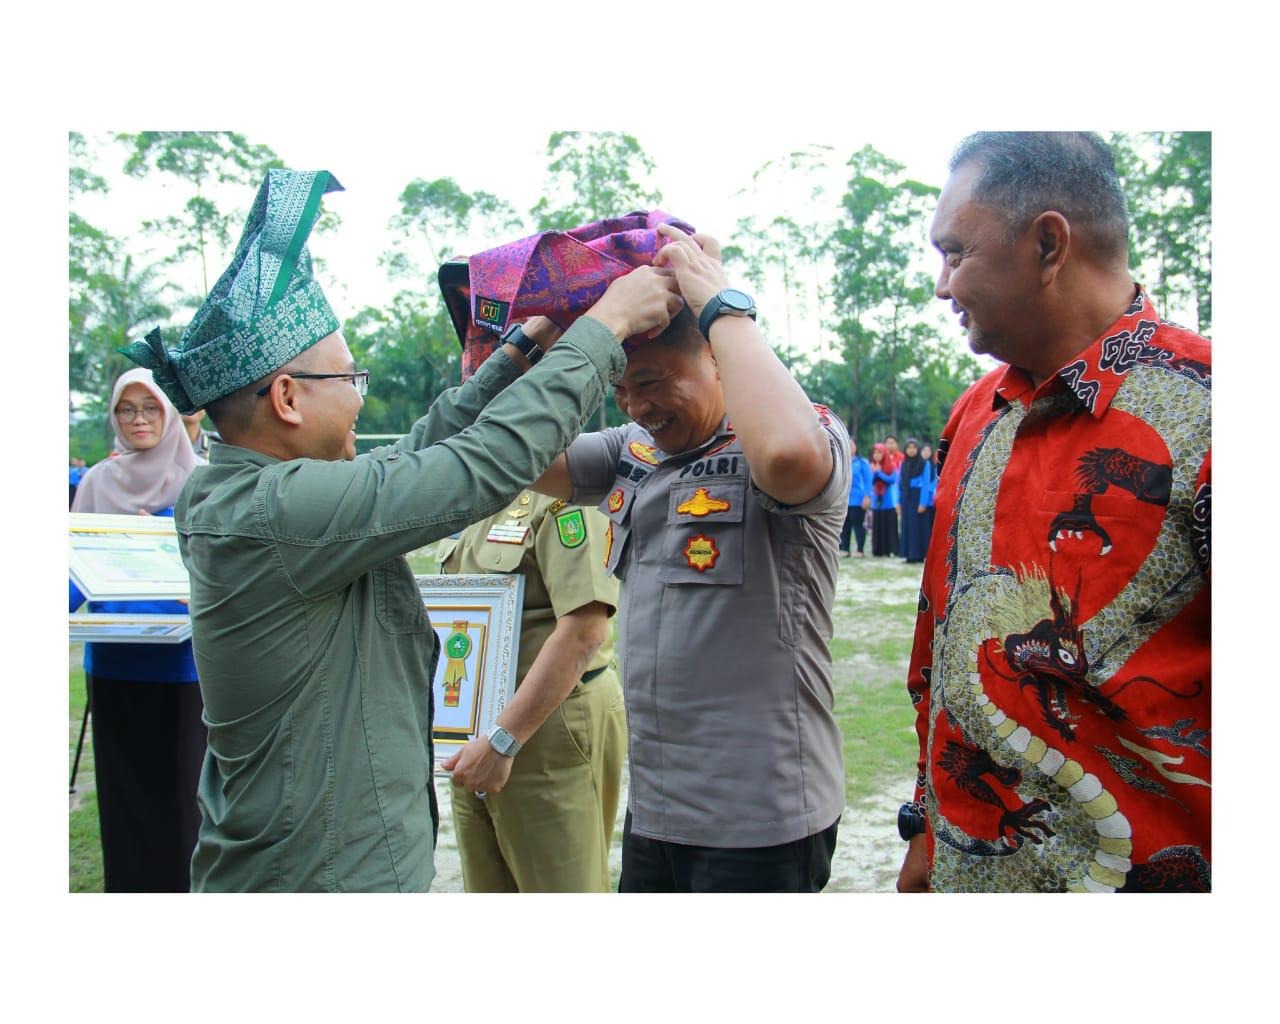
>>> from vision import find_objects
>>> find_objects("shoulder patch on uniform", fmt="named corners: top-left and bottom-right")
top-left (547, 499), bottom-right (567, 515)
top-left (628, 440), bottom-right (660, 466)
top-left (812, 403), bottom-right (832, 426)
top-left (555, 508), bottom-right (587, 548)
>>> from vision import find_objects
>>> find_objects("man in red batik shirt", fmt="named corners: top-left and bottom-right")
top-left (896, 132), bottom-right (1211, 893)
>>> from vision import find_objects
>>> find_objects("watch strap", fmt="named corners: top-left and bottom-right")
top-left (698, 289), bottom-right (757, 339)
top-left (500, 322), bottom-right (543, 365)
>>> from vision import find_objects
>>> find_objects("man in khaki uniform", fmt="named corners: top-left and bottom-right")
top-left (438, 491), bottom-right (625, 892)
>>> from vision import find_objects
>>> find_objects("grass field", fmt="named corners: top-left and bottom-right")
top-left (68, 550), bottom-right (924, 892)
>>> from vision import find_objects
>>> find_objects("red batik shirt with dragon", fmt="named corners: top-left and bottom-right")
top-left (907, 291), bottom-right (1211, 892)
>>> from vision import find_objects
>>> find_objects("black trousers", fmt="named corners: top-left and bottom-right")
top-left (619, 811), bottom-right (840, 892)
top-left (839, 506), bottom-right (867, 553)
top-left (88, 675), bottom-right (207, 892)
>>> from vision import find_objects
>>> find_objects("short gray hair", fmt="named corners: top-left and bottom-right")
top-left (950, 132), bottom-right (1129, 260)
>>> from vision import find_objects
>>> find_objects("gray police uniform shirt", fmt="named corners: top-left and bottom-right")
top-left (565, 407), bottom-right (850, 847)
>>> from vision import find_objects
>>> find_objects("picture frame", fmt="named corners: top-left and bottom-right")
top-left (69, 613), bottom-right (193, 645)
top-left (417, 574), bottom-right (524, 768)
top-left (69, 513), bottom-right (190, 601)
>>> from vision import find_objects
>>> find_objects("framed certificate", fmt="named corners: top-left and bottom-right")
top-left (69, 613), bottom-right (193, 644)
top-left (417, 574), bottom-right (524, 767)
top-left (69, 513), bottom-right (190, 601)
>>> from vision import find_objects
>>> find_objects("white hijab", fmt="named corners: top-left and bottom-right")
top-left (71, 368), bottom-right (204, 514)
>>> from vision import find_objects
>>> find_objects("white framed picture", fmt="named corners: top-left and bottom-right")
top-left (69, 613), bottom-right (193, 645)
top-left (417, 574), bottom-right (524, 767)
top-left (69, 512), bottom-right (190, 601)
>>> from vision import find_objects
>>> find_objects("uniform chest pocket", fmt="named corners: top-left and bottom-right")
top-left (471, 531), bottom-right (529, 574)
top-left (374, 557), bottom-right (430, 635)
top-left (660, 476), bottom-right (748, 585)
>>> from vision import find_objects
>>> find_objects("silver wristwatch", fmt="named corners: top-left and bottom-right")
top-left (487, 724), bottom-right (522, 757)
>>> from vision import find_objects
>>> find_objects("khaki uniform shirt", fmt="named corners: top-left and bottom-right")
top-left (565, 409), bottom-right (850, 847)
top-left (436, 492), bottom-right (618, 682)
top-left (178, 319), bottom-right (624, 892)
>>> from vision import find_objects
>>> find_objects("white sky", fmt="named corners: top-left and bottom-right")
top-left (8, 0), bottom-right (1272, 1014)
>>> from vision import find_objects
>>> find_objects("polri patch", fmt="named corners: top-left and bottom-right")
top-left (683, 534), bottom-right (719, 572)
top-left (475, 296), bottom-right (510, 331)
top-left (556, 508), bottom-right (587, 548)
top-left (607, 488), bottom-right (625, 513)
top-left (628, 441), bottom-right (660, 465)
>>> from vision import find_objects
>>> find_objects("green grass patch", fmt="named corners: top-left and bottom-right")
top-left (70, 793), bottom-right (104, 893)
top-left (68, 652), bottom-right (104, 892)
top-left (828, 559), bottom-right (923, 807)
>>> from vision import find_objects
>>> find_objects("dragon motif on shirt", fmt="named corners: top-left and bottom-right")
top-left (926, 353), bottom-right (1211, 892)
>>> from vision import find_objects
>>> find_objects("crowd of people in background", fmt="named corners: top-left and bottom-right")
top-left (840, 433), bottom-right (937, 562)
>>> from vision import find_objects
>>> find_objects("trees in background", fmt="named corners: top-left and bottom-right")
top-left (1112, 131), bottom-right (1211, 336)
top-left (69, 132), bottom-right (1211, 460)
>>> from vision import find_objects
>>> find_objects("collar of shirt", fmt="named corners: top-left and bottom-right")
top-left (993, 287), bottom-right (1154, 418)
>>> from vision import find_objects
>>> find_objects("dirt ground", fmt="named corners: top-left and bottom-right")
top-left (429, 773), bottom-right (904, 893)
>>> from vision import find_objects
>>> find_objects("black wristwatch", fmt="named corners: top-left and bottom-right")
top-left (897, 802), bottom-right (927, 841)
top-left (697, 288), bottom-right (757, 339)
top-left (501, 322), bottom-right (544, 365)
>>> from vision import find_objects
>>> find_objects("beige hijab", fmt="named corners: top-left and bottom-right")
top-left (71, 368), bottom-right (203, 514)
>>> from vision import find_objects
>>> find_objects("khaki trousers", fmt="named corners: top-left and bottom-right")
top-left (450, 669), bottom-right (626, 892)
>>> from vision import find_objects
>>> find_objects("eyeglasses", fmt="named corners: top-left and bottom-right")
top-left (116, 403), bottom-right (164, 422)
top-left (256, 370), bottom-right (369, 398)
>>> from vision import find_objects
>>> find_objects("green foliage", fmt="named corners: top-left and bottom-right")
top-left (530, 131), bottom-right (661, 231)
top-left (118, 131), bottom-right (283, 294)
top-left (345, 290), bottom-right (462, 435)
top-left (1111, 131), bottom-right (1211, 335)
top-left (816, 146), bottom-right (949, 443)
top-left (69, 136), bottom-right (183, 425)
top-left (387, 176), bottom-right (524, 275)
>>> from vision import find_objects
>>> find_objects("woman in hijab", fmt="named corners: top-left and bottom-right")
top-left (869, 442), bottom-right (899, 558)
top-left (70, 368), bottom-right (205, 892)
top-left (899, 438), bottom-right (931, 564)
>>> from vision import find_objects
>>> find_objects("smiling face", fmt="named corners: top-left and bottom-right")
top-left (292, 332), bottom-right (364, 461)
top-left (930, 160), bottom-right (1043, 369)
top-left (113, 382), bottom-right (166, 450)
top-left (613, 337), bottom-right (725, 455)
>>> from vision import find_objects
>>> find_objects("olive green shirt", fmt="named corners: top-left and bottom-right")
top-left (179, 318), bottom-right (623, 892)
top-left (436, 492), bottom-right (618, 683)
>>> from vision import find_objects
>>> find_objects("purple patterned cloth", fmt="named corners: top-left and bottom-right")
top-left (438, 210), bottom-right (694, 379)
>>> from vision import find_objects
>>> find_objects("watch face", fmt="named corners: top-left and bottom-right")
top-left (720, 289), bottom-right (754, 312)
top-left (488, 726), bottom-right (518, 755)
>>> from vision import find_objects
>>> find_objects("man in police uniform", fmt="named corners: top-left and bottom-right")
top-left (121, 169), bottom-right (682, 892)
top-left (536, 225), bottom-right (849, 892)
top-left (438, 489), bottom-right (624, 892)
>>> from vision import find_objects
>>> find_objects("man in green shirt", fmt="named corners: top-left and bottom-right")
top-left (122, 168), bottom-right (681, 891)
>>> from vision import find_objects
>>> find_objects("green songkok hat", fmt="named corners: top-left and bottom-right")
top-left (122, 169), bottom-right (344, 414)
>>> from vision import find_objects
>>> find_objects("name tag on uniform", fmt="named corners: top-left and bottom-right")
top-left (486, 521), bottom-right (530, 545)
